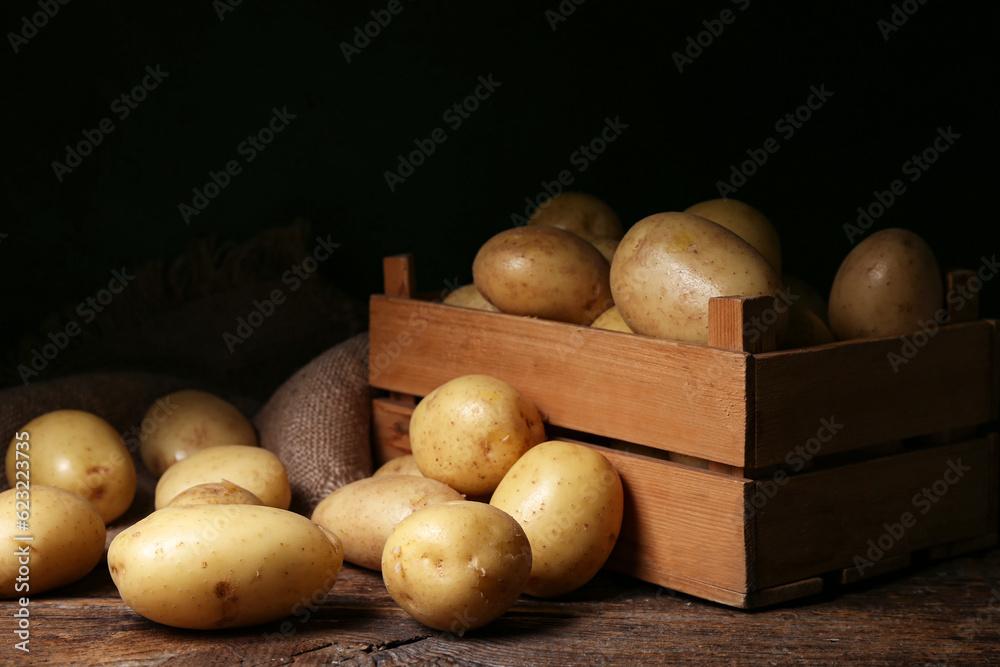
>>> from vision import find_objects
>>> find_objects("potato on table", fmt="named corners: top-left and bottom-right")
top-left (109, 505), bottom-right (343, 629)
top-left (381, 501), bottom-right (531, 633)
top-left (0, 485), bottom-right (106, 598)
top-left (5, 410), bottom-right (136, 523)
top-left (154, 444), bottom-right (290, 510)
top-left (311, 474), bottom-right (462, 570)
top-left (139, 389), bottom-right (258, 478)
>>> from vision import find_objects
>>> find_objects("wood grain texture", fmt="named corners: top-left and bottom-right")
top-left (8, 547), bottom-right (1000, 665)
top-left (707, 295), bottom-right (777, 354)
top-left (382, 254), bottom-right (416, 299)
top-left (753, 437), bottom-right (999, 589)
top-left (369, 295), bottom-right (752, 466)
top-left (752, 321), bottom-right (995, 467)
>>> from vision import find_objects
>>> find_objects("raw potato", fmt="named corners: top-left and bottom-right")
top-left (473, 226), bottom-right (614, 325)
top-left (782, 306), bottom-right (836, 349)
top-left (783, 274), bottom-right (829, 325)
top-left (610, 212), bottom-right (786, 345)
top-left (5, 410), bottom-right (136, 523)
top-left (140, 389), bottom-right (258, 478)
top-left (163, 480), bottom-right (264, 507)
top-left (590, 237), bottom-right (620, 264)
top-left (442, 284), bottom-right (501, 312)
top-left (108, 505), bottom-right (343, 629)
top-left (591, 306), bottom-right (633, 333)
top-left (311, 475), bottom-right (462, 570)
top-left (154, 445), bottom-right (291, 510)
top-left (684, 198), bottom-right (782, 273)
top-left (828, 228), bottom-right (944, 340)
top-left (381, 501), bottom-right (531, 632)
top-left (528, 192), bottom-right (623, 241)
top-left (409, 375), bottom-right (546, 496)
top-left (372, 455), bottom-right (424, 478)
top-left (0, 485), bottom-right (106, 598)
top-left (490, 441), bottom-right (623, 597)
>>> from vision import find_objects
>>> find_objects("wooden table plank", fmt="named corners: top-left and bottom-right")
top-left (5, 546), bottom-right (1000, 665)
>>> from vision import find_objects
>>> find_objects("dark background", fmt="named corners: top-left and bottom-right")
top-left (2, 1), bottom-right (998, 390)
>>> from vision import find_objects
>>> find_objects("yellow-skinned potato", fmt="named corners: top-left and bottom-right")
top-left (163, 480), bottom-right (264, 508)
top-left (684, 198), bottom-right (782, 273)
top-left (528, 192), bottom-right (623, 241)
top-left (590, 237), bottom-right (620, 264)
top-left (372, 455), bottom-right (424, 478)
top-left (139, 389), bottom-right (258, 478)
top-left (610, 212), bottom-right (786, 345)
top-left (490, 441), bottom-right (623, 598)
top-left (442, 284), bottom-right (501, 312)
top-left (591, 305), bottom-right (633, 333)
top-left (312, 475), bottom-right (462, 570)
top-left (108, 505), bottom-right (343, 629)
top-left (5, 410), bottom-right (136, 523)
top-left (473, 226), bottom-right (614, 325)
top-left (154, 445), bottom-right (290, 510)
top-left (382, 501), bottom-right (531, 633)
top-left (828, 228), bottom-right (943, 340)
top-left (409, 375), bottom-right (546, 497)
top-left (1, 485), bottom-right (106, 598)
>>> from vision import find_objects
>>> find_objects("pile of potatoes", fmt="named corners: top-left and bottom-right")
top-left (2, 378), bottom-right (625, 635)
top-left (449, 192), bottom-right (948, 349)
top-left (1, 390), bottom-right (343, 630)
top-left (312, 373), bottom-right (624, 633)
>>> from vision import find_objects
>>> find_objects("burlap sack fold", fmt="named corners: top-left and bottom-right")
top-left (255, 332), bottom-right (374, 516)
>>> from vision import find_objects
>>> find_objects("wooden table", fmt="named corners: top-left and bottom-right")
top-left (8, 546), bottom-right (1000, 665)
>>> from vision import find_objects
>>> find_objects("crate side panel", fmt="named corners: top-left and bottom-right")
top-left (754, 322), bottom-right (994, 466)
top-left (370, 295), bottom-right (751, 466)
top-left (754, 437), bottom-right (998, 589)
top-left (595, 446), bottom-right (752, 594)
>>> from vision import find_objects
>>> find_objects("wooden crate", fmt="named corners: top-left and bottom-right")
top-left (368, 254), bottom-right (1000, 608)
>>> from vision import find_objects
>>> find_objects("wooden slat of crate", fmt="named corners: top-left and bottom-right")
top-left (753, 435), bottom-right (999, 590)
top-left (575, 444), bottom-right (752, 599)
top-left (752, 321), bottom-right (995, 467)
top-left (369, 294), bottom-right (753, 467)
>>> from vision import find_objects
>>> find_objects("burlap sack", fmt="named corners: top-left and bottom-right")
top-left (255, 332), bottom-right (374, 515)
